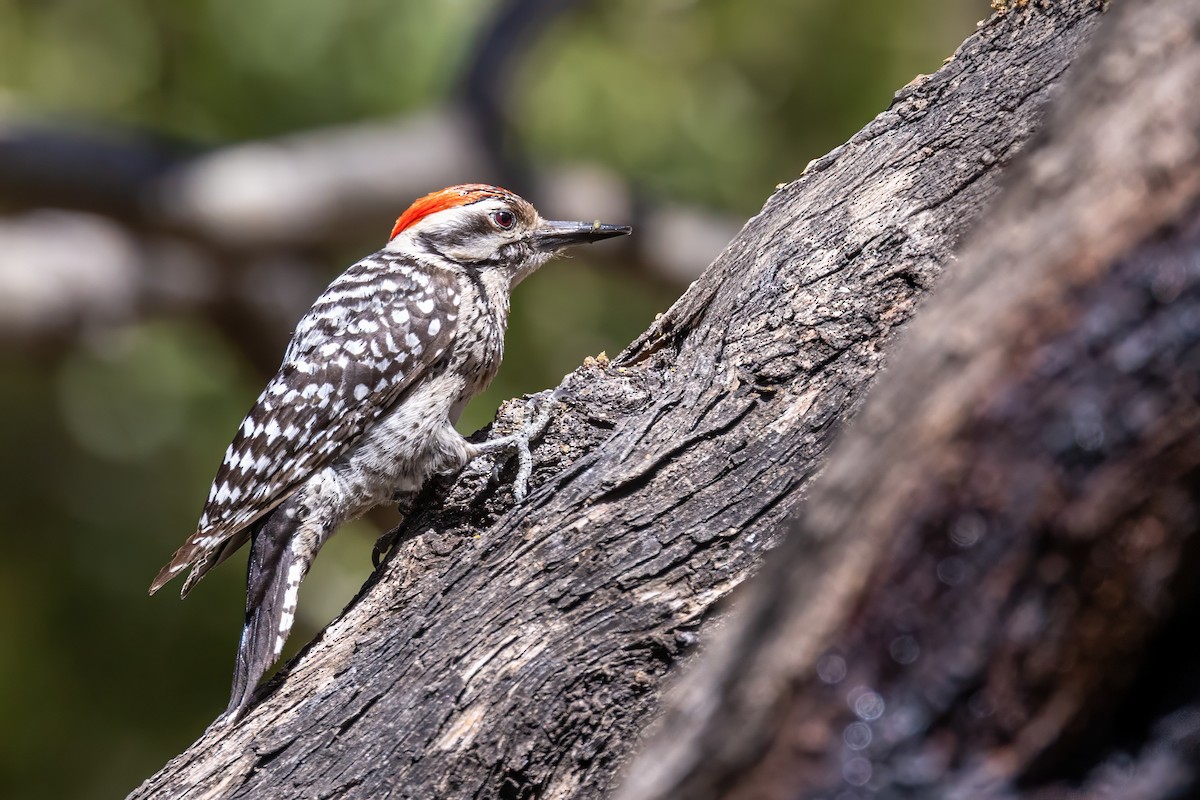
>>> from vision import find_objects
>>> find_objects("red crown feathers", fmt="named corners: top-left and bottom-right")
top-left (389, 184), bottom-right (516, 240)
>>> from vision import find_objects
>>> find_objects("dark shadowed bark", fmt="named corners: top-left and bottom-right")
top-left (128, 2), bottom-right (1130, 798)
top-left (619, 1), bottom-right (1200, 798)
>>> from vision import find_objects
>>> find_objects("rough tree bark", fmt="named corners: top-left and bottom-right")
top-left (620, 0), bottom-right (1200, 797)
top-left (131, 2), bottom-right (1116, 798)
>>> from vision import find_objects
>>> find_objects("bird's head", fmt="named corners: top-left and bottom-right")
top-left (385, 184), bottom-right (631, 284)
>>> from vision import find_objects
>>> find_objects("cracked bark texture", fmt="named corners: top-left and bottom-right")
top-left (619, 0), bottom-right (1200, 798)
top-left (130, 3), bottom-right (1112, 799)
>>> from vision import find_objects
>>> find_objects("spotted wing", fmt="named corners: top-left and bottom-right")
top-left (150, 255), bottom-right (460, 595)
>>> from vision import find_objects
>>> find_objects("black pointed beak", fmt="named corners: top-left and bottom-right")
top-left (534, 220), bottom-right (632, 252)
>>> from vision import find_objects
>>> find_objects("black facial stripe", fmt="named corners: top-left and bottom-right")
top-left (424, 214), bottom-right (503, 249)
top-left (416, 232), bottom-right (450, 261)
top-left (462, 266), bottom-right (493, 316)
top-left (464, 214), bottom-right (496, 237)
top-left (417, 231), bottom-right (503, 269)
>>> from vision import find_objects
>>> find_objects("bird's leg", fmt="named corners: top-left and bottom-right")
top-left (372, 389), bottom-right (560, 571)
top-left (471, 388), bottom-right (563, 501)
top-left (371, 490), bottom-right (420, 568)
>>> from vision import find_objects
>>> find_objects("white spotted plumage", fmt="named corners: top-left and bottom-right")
top-left (151, 252), bottom-right (460, 596)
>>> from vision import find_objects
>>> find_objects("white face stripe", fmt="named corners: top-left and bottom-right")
top-left (384, 198), bottom-right (528, 261)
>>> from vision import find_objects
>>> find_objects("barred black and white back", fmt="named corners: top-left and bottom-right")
top-left (149, 253), bottom-right (460, 596)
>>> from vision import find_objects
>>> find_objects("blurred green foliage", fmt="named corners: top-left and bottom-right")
top-left (520, 0), bottom-right (979, 210)
top-left (0, 1), bottom-right (984, 797)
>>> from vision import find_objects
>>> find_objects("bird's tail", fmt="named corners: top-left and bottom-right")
top-left (223, 500), bottom-right (312, 722)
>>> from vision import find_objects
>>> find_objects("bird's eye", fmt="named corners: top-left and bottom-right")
top-left (491, 210), bottom-right (516, 230)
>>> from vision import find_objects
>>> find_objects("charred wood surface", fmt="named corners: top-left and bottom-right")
top-left (620, 1), bottom-right (1200, 798)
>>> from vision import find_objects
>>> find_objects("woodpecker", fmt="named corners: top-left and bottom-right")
top-left (150, 184), bottom-right (630, 720)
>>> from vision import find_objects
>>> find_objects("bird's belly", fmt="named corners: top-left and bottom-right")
top-left (330, 372), bottom-right (472, 516)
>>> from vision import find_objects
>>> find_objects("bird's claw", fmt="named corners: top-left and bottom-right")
top-left (372, 527), bottom-right (400, 568)
top-left (372, 491), bottom-right (418, 568)
top-left (476, 389), bottom-right (562, 501)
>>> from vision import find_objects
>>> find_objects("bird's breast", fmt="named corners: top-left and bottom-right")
top-left (450, 274), bottom-right (510, 399)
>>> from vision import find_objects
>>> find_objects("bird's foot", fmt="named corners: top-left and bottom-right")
top-left (473, 388), bottom-right (563, 501)
top-left (372, 491), bottom-right (419, 568)
top-left (371, 528), bottom-right (398, 569)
